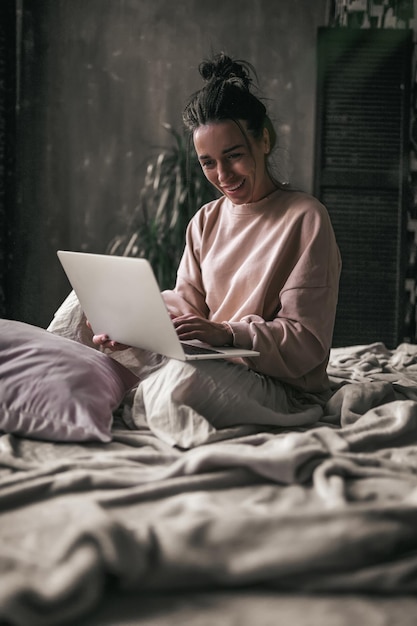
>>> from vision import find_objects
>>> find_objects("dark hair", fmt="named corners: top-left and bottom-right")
top-left (182, 53), bottom-right (276, 150)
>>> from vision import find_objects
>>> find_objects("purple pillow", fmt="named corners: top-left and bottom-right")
top-left (0, 319), bottom-right (138, 442)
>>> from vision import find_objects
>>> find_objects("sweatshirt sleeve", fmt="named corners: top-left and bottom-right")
top-left (227, 205), bottom-right (341, 388)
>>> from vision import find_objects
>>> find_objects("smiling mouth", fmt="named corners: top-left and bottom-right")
top-left (224, 179), bottom-right (245, 193)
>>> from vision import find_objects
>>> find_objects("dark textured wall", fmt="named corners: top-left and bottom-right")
top-left (0, 1), bottom-right (16, 318)
top-left (12, 0), bottom-right (328, 327)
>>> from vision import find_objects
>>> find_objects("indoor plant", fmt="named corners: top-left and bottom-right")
top-left (107, 124), bottom-right (216, 290)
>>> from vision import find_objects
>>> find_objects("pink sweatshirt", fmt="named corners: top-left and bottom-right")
top-left (162, 188), bottom-right (341, 392)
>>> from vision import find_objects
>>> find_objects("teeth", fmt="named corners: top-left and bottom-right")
top-left (228, 180), bottom-right (244, 192)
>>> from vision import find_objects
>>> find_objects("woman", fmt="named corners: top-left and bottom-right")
top-left (92, 53), bottom-right (341, 447)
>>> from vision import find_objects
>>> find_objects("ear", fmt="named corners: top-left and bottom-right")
top-left (262, 127), bottom-right (271, 154)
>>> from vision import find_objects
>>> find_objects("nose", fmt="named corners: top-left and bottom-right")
top-left (217, 160), bottom-right (232, 184)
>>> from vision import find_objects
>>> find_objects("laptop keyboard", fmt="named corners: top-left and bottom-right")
top-left (181, 342), bottom-right (222, 356)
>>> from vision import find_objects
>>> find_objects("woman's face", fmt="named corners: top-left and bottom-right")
top-left (193, 119), bottom-right (273, 204)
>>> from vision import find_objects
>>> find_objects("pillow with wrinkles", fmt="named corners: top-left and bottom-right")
top-left (0, 319), bottom-right (139, 442)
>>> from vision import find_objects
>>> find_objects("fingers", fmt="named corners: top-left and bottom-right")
top-left (171, 315), bottom-right (228, 346)
top-left (92, 333), bottom-right (130, 351)
top-left (92, 333), bottom-right (111, 347)
top-left (172, 315), bottom-right (203, 337)
top-left (172, 314), bottom-right (204, 329)
top-left (172, 314), bottom-right (197, 325)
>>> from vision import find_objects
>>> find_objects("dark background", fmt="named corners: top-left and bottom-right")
top-left (4, 0), bottom-right (329, 328)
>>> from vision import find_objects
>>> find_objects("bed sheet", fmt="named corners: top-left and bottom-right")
top-left (2, 342), bottom-right (417, 625)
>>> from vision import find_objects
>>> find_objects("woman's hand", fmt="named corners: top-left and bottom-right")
top-left (86, 321), bottom-right (130, 351)
top-left (172, 314), bottom-right (232, 346)
top-left (92, 333), bottom-right (130, 351)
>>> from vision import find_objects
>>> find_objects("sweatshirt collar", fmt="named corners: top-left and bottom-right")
top-left (227, 187), bottom-right (284, 215)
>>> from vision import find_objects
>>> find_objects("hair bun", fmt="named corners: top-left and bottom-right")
top-left (199, 53), bottom-right (252, 90)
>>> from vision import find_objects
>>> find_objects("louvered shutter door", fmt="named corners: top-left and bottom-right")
top-left (314, 28), bottom-right (412, 348)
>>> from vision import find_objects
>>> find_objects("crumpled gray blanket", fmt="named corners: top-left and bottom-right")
top-left (2, 341), bottom-right (417, 625)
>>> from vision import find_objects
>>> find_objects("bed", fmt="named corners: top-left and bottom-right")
top-left (2, 299), bottom-right (417, 626)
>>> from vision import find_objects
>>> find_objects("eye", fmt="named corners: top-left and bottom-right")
top-left (201, 159), bottom-right (215, 169)
top-left (228, 152), bottom-right (243, 160)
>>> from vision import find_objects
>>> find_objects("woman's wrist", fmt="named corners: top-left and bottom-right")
top-left (221, 322), bottom-right (234, 346)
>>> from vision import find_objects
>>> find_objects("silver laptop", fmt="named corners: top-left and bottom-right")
top-left (57, 251), bottom-right (260, 362)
